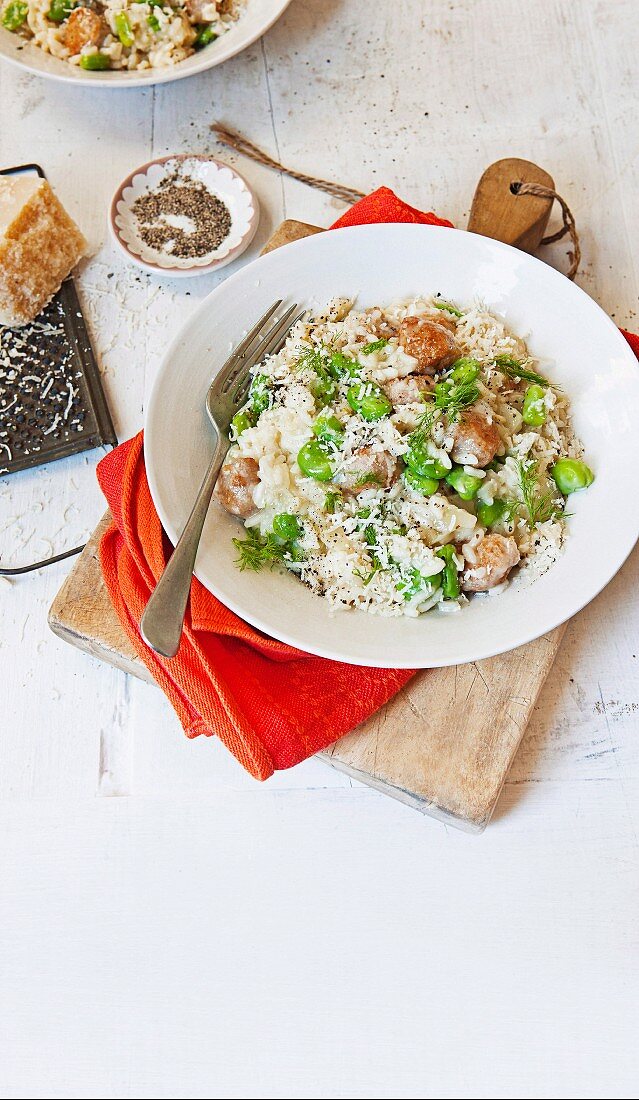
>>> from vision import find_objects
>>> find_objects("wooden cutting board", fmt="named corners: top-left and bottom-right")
top-left (49, 160), bottom-right (565, 831)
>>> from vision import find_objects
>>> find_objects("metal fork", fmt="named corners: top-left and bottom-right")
top-left (140, 300), bottom-right (301, 659)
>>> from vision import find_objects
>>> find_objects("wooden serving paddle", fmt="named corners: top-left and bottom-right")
top-left (468, 157), bottom-right (555, 251)
top-left (48, 161), bottom-right (565, 831)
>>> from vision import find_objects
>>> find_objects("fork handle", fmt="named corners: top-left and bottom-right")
top-left (140, 441), bottom-right (229, 659)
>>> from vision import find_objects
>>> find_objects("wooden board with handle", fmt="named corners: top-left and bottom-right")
top-left (49, 161), bottom-right (564, 831)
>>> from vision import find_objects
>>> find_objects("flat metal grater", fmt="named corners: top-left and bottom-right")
top-left (0, 164), bottom-right (117, 477)
top-left (0, 164), bottom-right (117, 574)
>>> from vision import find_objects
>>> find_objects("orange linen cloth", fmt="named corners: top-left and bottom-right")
top-left (97, 187), bottom-right (639, 780)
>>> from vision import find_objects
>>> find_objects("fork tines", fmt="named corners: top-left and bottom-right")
top-left (220, 301), bottom-right (302, 394)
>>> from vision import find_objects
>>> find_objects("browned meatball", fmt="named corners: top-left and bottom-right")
top-left (383, 375), bottom-right (433, 406)
top-left (450, 408), bottom-right (501, 467)
top-left (397, 317), bottom-right (460, 375)
top-left (462, 534), bottom-right (520, 592)
top-left (64, 8), bottom-right (107, 54)
top-left (214, 456), bottom-right (260, 518)
top-left (342, 448), bottom-right (400, 496)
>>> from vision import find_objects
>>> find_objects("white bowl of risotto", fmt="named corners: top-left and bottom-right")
top-left (0, 0), bottom-right (291, 85)
top-left (144, 224), bottom-right (639, 668)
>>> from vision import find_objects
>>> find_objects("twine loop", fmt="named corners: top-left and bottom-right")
top-left (510, 180), bottom-right (580, 279)
top-left (212, 125), bottom-right (580, 278)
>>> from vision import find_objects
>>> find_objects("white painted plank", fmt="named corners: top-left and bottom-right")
top-left (0, 70), bottom-right (153, 798)
top-left (0, 782), bottom-right (637, 1100)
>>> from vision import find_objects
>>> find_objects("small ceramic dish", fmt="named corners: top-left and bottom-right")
top-left (109, 155), bottom-right (259, 278)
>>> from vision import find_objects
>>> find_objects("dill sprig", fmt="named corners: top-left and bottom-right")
top-left (501, 499), bottom-right (522, 522)
top-left (516, 458), bottom-right (562, 528)
top-left (360, 338), bottom-right (389, 354)
top-left (298, 345), bottom-right (332, 380)
top-left (434, 376), bottom-right (480, 420)
top-left (493, 354), bottom-right (557, 390)
top-left (324, 491), bottom-right (342, 513)
top-left (352, 471), bottom-right (384, 490)
top-left (433, 299), bottom-right (464, 318)
top-left (408, 398), bottom-right (441, 448)
top-left (233, 529), bottom-right (289, 572)
top-left (354, 523), bottom-right (383, 586)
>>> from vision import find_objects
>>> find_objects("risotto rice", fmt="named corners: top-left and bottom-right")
top-left (214, 297), bottom-right (594, 618)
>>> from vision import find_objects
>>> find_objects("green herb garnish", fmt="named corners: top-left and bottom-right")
top-left (353, 524), bottom-right (383, 585)
top-left (396, 567), bottom-right (441, 601)
top-left (433, 299), bottom-right (464, 318)
top-left (516, 458), bottom-right (561, 528)
top-left (407, 397), bottom-right (441, 450)
top-left (352, 471), bottom-right (384, 490)
top-left (324, 491), bottom-right (342, 513)
top-left (354, 566), bottom-right (381, 586)
top-left (493, 355), bottom-right (556, 389)
top-left (233, 529), bottom-right (289, 572)
top-left (360, 339), bottom-right (389, 355)
top-left (433, 374), bottom-right (480, 420)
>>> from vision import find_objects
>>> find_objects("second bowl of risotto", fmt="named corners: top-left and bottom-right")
top-left (144, 223), bottom-right (639, 667)
top-left (0, 0), bottom-right (291, 84)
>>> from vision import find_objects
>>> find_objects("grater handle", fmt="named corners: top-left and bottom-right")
top-left (140, 439), bottom-right (229, 659)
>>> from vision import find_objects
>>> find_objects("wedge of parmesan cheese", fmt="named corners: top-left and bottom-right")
top-left (0, 174), bottom-right (87, 328)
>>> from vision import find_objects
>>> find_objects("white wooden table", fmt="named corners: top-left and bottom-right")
top-left (1, 3), bottom-right (638, 1097)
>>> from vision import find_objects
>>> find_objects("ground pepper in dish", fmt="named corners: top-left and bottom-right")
top-left (132, 172), bottom-right (232, 260)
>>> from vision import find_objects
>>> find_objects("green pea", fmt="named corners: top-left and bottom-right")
top-left (405, 439), bottom-right (448, 479)
top-left (273, 513), bottom-right (302, 542)
top-left (522, 384), bottom-right (546, 426)
top-left (2, 0), bottom-right (28, 28)
top-left (328, 350), bottom-right (360, 378)
top-left (403, 469), bottom-right (440, 496)
top-left (230, 410), bottom-right (253, 439)
top-left (310, 374), bottom-right (337, 405)
top-left (445, 465), bottom-right (483, 500)
top-left (436, 544), bottom-right (461, 600)
top-left (79, 52), bottom-right (111, 70)
top-left (476, 498), bottom-right (510, 528)
top-left (47, 0), bottom-right (76, 22)
top-left (195, 24), bottom-right (218, 47)
top-left (347, 382), bottom-right (392, 421)
top-left (434, 379), bottom-right (453, 406)
top-left (114, 10), bottom-right (134, 46)
top-left (551, 458), bottom-right (594, 495)
top-left (297, 440), bottom-right (334, 482)
top-left (249, 373), bottom-right (271, 416)
top-left (450, 357), bottom-right (480, 384)
top-left (313, 415), bottom-right (344, 447)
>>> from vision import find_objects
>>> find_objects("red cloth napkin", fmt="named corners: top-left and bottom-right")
top-left (97, 187), bottom-right (639, 780)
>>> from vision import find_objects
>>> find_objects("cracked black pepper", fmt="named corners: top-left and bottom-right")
top-left (132, 172), bottom-right (232, 260)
